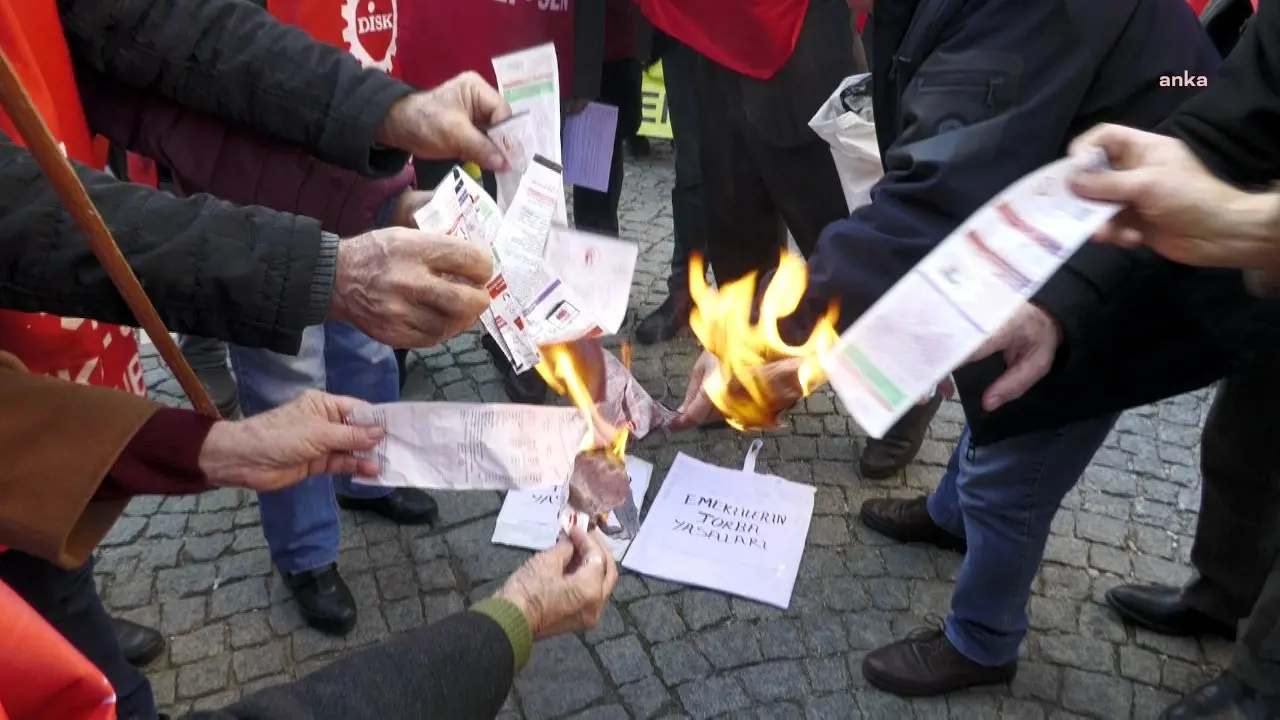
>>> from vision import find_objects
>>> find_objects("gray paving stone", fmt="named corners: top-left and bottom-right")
top-left (122, 153), bottom-right (1220, 719)
top-left (597, 635), bottom-right (654, 685)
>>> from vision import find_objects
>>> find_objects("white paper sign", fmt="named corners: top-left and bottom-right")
top-left (492, 456), bottom-right (654, 559)
top-left (622, 453), bottom-right (815, 609)
top-left (822, 150), bottom-right (1121, 438)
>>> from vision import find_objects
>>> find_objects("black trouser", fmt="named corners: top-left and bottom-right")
top-left (572, 59), bottom-right (642, 236)
top-left (1181, 355), bottom-right (1280, 692)
top-left (694, 50), bottom-right (848, 285)
top-left (658, 38), bottom-right (706, 297)
top-left (0, 551), bottom-right (157, 719)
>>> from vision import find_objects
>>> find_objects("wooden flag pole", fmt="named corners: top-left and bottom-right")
top-left (0, 47), bottom-right (220, 418)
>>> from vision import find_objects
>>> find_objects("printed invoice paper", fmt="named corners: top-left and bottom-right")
top-left (821, 150), bottom-right (1121, 438)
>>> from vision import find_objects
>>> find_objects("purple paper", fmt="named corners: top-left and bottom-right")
top-left (562, 102), bottom-right (619, 192)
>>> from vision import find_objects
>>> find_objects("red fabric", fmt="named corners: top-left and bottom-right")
top-left (604, 0), bottom-right (637, 62)
top-left (94, 409), bottom-right (216, 502)
top-left (266, 0), bottom-right (400, 76)
top-left (637, 0), bottom-right (809, 80)
top-left (0, 582), bottom-right (116, 720)
top-left (126, 152), bottom-right (158, 188)
top-left (1185, 0), bottom-right (1209, 15)
top-left (857, 12), bottom-right (867, 33)
top-left (398, 0), bottom-right (575, 95)
top-left (0, 0), bottom-right (144, 398)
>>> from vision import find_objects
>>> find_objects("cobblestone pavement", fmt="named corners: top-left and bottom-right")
top-left (117, 146), bottom-right (1226, 719)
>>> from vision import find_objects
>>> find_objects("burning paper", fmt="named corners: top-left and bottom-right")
top-left (687, 252), bottom-right (839, 430)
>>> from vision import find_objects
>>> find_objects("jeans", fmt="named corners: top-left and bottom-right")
top-left (230, 323), bottom-right (396, 574)
top-left (927, 416), bottom-right (1118, 665)
top-left (661, 39), bottom-right (706, 296)
top-left (0, 552), bottom-right (156, 720)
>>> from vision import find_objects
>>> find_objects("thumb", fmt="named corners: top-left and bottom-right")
top-left (544, 534), bottom-right (577, 571)
top-left (310, 421), bottom-right (385, 455)
top-left (982, 347), bottom-right (1052, 412)
top-left (450, 116), bottom-right (507, 171)
top-left (964, 326), bottom-right (1008, 365)
top-left (1069, 167), bottom-right (1153, 205)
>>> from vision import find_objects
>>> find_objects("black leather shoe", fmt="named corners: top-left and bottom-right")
top-left (284, 564), bottom-right (356, 636)
top-left (860, 393), bottom-right (942, 479)
top-left (628, 135), bottom-right (651, 158)
top-left (480, 334), bottom-right (549, 405)
top-left (635, 294), bottom-right (691, 345)
top-left (863, 626), bottom-right (1016, 697)
top-left (859, 496), bottom-right (967, 552)
top-left (1106, 584), bottom-right (1237, 640)
top-left (1162, 671), bottom-right (1280, 719)
top-left (338, 488), bottom-right (438, 526)
top-left (112, 617), bottom-right (165, 667)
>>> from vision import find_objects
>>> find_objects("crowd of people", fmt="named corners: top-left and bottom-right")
top-left (1, 0), bottom-right (1279, 717)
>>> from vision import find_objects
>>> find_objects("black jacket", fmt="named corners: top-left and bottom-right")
top-left (786, 0), bottom-right (1225, 442)
top-left (0, 0), bottom-right (413, 354)
top-left (956, 0), bottom-right (1280, 443)
top-left (185, 610), bottom-right (516, 720)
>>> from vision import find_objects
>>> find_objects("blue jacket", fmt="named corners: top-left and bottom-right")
top-left (794, 0), bottom-right (1221, 440)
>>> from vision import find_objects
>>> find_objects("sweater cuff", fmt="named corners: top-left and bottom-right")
top-left (471, 597), bottom-right (533, 671)
top-left (305, 232), bottom-right (341, 327)
top-left (96, 409), bottom-right (217, 501)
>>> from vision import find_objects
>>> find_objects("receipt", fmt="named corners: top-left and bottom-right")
top-left (349, 403), bottom-right (585, 490)
top-left (600, 349), bottom-right (678, 437)
top-left (489, 110), bottom-right (569, 226)
top-left (822, 149), bottom-right (1120, 438)
top-left (544, 228), bottom-right (637, 336)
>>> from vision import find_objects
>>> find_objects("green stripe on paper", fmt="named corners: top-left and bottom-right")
top-left (842, 345), bottom-right (906, 407)
top-left (503, 81), bottom-right (555, 103)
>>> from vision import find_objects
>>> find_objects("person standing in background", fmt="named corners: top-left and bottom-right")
top-left (631, 28), bottom-right (707, 345)
top-left (570, 0), bottom-right (640, 236)
top-left (394, 0), bottom-right (607, 404)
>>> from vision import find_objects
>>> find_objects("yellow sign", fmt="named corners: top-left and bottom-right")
top-left (637, 61), bottom-right (673, 140)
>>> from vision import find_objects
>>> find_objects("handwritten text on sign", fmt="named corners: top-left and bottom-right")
top-left (672, 494), bottom-right (787, 550)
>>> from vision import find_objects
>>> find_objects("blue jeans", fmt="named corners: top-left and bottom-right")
top-left (230, 323), bottom-right (396, 574)
top-left (926, 416), bottom-right (1117, 665)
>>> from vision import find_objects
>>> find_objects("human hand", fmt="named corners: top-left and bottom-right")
top-left (494, 527), bottom-right (618, 639)
top-left (198, 391), bottom-right (384, 492)
top-left (378, 72), bottom-right (512, 171)
top-left (965, 303), bottom-right (1061, 412)
top-left (668, 351), bottom-right (805, 431)
top-left (331, 228), bottom-right (493, 348)
top-left (389, 189), bottom-right (434, 229)
top-left (1069, 124), bottom-right (1280, 270)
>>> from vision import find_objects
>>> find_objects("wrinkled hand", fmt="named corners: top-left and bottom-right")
top-left (379, 72), bottom-right (512, 170)
top-left (669, 351), bottom-right (805, 431)
top-left (389, 189), bottom-right (435, 229)
top-left (495, 527), bottom-right (618, 639)
top-left (198, 391), bottom-right (384, 492)
top-left (1069, 124), bottom-right (1280, 270)
top-left (965, 303), bottom-right (1061, 412)
top-left (331, 228), bottom-right (493, 348)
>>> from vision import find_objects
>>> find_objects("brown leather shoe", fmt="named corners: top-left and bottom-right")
top-left (863, 627), bottom-right (1017, 697)
top-left (859, 393), bottom-right (943, 479)
top-left (859, 496), bottom-right (966, 552)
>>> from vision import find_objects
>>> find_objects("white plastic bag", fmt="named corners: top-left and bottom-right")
top-left (808, 73), bottom-right (882, 213)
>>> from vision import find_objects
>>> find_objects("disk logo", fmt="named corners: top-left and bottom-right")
top-left (342, 0), bottom-right (397, 72)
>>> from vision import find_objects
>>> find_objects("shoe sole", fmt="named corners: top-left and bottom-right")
top-left (857, 507), bottom-right (966, 553)
top-left (301, 610), bottom-right (356, 637)
top-left (863, 662), bottom-right (1015, 698)
top-left (1104, 592), bottom-right (1236, 640)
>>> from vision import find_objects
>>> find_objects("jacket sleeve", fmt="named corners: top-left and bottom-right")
top-left (801, 0), bottom-right (1135, 352)
top-left (0, 351), bottom-right (156, 569)
top-left (181, 603), bottom-right (528, 720)
top-left (0, 131), bottom-right (336, 353)
top-left (79, 71), bottom-right (416, 238)
top-left (1160, 1), bottom-right (1280, 187)
top-left (56, 0), bottom-right (413, 177)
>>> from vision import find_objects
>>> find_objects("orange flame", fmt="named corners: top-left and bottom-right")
top-left (688, 251), bottom-right (839, 430)
top-left (536, 344), bottom-right (629, 459)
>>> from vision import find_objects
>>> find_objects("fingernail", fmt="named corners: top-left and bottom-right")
top-left (487, 152), bottom-right (506, 170)
top-left (986, 395), bottom-right (1002, 411)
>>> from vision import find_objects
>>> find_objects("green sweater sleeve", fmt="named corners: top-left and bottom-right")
top-left (471, 597), bottom-right (534, 671)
